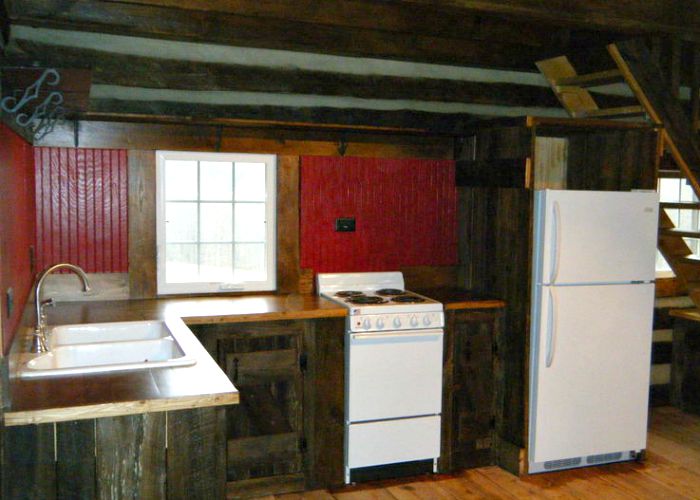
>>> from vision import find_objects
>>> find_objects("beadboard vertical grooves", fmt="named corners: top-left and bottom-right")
top-left (300, 156), bottom-right (457, 272)
top-left (34, 147), bottom-right (128, 273)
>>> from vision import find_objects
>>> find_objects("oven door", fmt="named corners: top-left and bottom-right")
top-left (347, 328), bottom-right (443, 422)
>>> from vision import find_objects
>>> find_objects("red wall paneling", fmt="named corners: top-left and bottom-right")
top-left (34, 147), bottom-right (128, 273)
top-left (300, 156), bottom-right (457, 273)
top-left (0, 124), bottom-right (36, 353)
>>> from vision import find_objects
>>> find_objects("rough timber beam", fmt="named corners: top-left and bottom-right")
top-left (394, 0), bottom-right (700, 40)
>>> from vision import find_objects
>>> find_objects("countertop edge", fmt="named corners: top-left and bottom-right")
top-left (5, 392), bottom-right (240, 426)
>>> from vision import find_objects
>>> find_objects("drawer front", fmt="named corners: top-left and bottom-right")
top-left (347, 416), bottom-right (441, 468)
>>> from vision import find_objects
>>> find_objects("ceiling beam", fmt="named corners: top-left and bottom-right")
top-left (392, 0), bottom-right (700, 40)
top-left (7, 0), bottom-right (575, 70)
top-left (87, 99), bottom-right (480, 135)
top-left (98, 0), bottom-right (569, 48)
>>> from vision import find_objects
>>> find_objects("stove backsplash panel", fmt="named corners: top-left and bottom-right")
top-left (300, 156), bottom-right (457, 272)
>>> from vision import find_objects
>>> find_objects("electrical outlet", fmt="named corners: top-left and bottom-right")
top-left (6, 287), bottom-right (14, 318)
top-left (335, 217), bottom-right (356, 232)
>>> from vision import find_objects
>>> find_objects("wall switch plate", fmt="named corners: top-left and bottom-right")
top-left (6, 287), bottom-right (13, 318)
top-left (335, 217), bottom-right (356, 232)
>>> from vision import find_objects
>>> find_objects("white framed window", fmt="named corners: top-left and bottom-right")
top-left (156, 151), bottom-right (276, 295)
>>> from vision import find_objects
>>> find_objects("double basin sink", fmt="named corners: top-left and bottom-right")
top-left (21, 320), bottom-right (196, 378)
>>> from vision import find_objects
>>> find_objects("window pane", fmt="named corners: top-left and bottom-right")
top-left (201, 161), bottom-right (233, 201)
top-left (165, 160), bottom-right (197, 200)
top-left (200, 244), bottom-right (234, 281)
top-left (201, 203), bottom-right (233, 242)
top-left (165, 202), bottom-right (198, 242)
top-left (235, 162), bottom-right (266, 201)
top-left (235, 203), bottom-right (266, 242)
top-left (234, 243), bottom-right (266, 281)
top-left (165, 244), bottom-right (198, 283)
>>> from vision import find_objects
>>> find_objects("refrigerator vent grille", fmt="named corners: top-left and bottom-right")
top-left (543, 457), bottom-right (582, 471)
top-left (586, 452), bottom-right (623, 465)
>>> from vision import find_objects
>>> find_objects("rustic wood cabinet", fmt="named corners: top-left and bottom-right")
top-left (194, 320), bottom-right (306, 497)
top-left (1, 407), bottom-right (225, 500)
top-left (191, 317), bottom-right (345, 498)
top-left (440, 308), bottom-right (503, 472)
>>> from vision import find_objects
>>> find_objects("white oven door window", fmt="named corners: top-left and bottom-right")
top-left (347, 329), bottom-right (443, 422)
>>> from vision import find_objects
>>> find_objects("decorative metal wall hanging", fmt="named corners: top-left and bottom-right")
top-left (1, 68), bottom-right (66, 140)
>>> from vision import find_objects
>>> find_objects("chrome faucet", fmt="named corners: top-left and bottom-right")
top-left (32, 263), bottom-right (92, 353)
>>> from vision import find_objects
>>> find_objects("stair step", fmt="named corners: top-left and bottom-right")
top-left (576, 105), bottom-right (646, 119)
top-left (555, 69), bottom-right (625, 88)
top-left (678, 255), bottom-right (700, 265)
top-left (660, 228), bottom-right (700, 239)
top-left (660, 201), bottom-right (700, 210)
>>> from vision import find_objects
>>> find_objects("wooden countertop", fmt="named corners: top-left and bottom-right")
top-left (6, 290), bottom-right (500, 426)
top-left (418, 287), bottom-right (506, 310)
top-left (6, 294), bottom-right (346, 426)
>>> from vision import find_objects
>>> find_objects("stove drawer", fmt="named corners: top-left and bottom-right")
top-left (347, 329), bottom-right (443, 422)
top-left (347, 415), bottom-right (441, 468)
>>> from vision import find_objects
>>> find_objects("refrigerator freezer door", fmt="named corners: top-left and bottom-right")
top-left (535, 190), bottom-right (658, 285)
top-left (529, 282), bottom-right (654, 464)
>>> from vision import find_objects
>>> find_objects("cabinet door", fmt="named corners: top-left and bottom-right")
top-left (442, 309), bottom-right (499, 471)
top-left (192, 321), bottom-right (305, 497)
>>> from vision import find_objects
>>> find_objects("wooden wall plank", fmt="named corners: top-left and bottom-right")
top-left (38, 121), bottom-right (454, 159)
top-left (56, 419), bottom-right (96, 500)
top-left (166, 407), bottom-right (226, 500)
top-left (303, 318), bottom-right (345, 488)
top-left (277, 156), bottom-right (301, 294)
top-left (2, 423), bottom-right (56, 499)
top-left (127, 150), bottom-right (157, 299)
top-left (96, 413), bottom-right (166, 499)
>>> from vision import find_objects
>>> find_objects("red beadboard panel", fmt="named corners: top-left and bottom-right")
top-left (0, 124), bottom-right (36, 353)
top-left (300, 156), bottom-right (457, 273)
top-left (34, 147), bottom-right (128, 273)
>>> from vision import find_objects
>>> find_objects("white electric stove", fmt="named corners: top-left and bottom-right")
top-left (317, 272), bottom-right (444, 483)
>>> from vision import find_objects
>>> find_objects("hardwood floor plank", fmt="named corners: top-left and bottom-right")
top-left (276, 490), bottom-right (336, 499)
top-left (637, 463), bottom-right (700, 498)
top-left (596, 463), bottom-right (691, 500)
top-left (476, 466), bottom-right (579, 499)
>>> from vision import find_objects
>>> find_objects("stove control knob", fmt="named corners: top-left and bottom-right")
top-left (410, 316), bottom-right (419, 327)
top-left (423, 315), bottom-right (432, 326)
top-left (393, 317), bottom-right (402, 328)
top-left (376, 318), bottom-right (385, 329)
top-left (362, 318), bottom-right (371, 330)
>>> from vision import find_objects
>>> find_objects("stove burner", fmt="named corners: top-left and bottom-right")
top-left (391, 295), bottom-right (426, 303)
top-left (375, 288), bottom-right (405, 296)
top-left (348, 296), bottom-right (388, 305)
top-left (335, 291), bottom-right (365, 298)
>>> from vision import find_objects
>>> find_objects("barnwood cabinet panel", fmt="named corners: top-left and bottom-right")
top-left (191, 317), bottom-right (345, 497)
top-left (1, 408), bottom-right (225, 499)
top-left (671, 315), bottom-right (700, 415)
top-left (441, 308), bottom-right (503, 472)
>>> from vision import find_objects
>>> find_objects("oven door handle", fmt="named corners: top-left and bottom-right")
top-left (351, 330), bottom-right (443, 340)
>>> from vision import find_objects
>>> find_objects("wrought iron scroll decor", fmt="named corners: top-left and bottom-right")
top-left (1, 68), bottom-right (66, 140)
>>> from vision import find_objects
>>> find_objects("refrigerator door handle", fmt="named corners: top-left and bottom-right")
top-left (550, 201), bottom-right (562, 284)
top-left (546, 287), bottom-right (558, 368)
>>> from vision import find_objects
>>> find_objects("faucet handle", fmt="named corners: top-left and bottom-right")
top-left (41, 297), bottom-right (55, 308)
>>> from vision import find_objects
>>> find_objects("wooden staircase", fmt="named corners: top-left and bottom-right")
top-left (538, 38), bottom-right (700, 306)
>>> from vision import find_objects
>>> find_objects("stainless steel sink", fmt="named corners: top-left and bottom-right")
top-left (20, 320), bottom-right (196, 378)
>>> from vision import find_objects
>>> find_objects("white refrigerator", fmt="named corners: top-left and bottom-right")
top-left (528, 189), bottom-right (659, 474)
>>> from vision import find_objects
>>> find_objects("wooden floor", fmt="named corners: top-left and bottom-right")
top-left (271, 407), bottom-right (700, 499)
